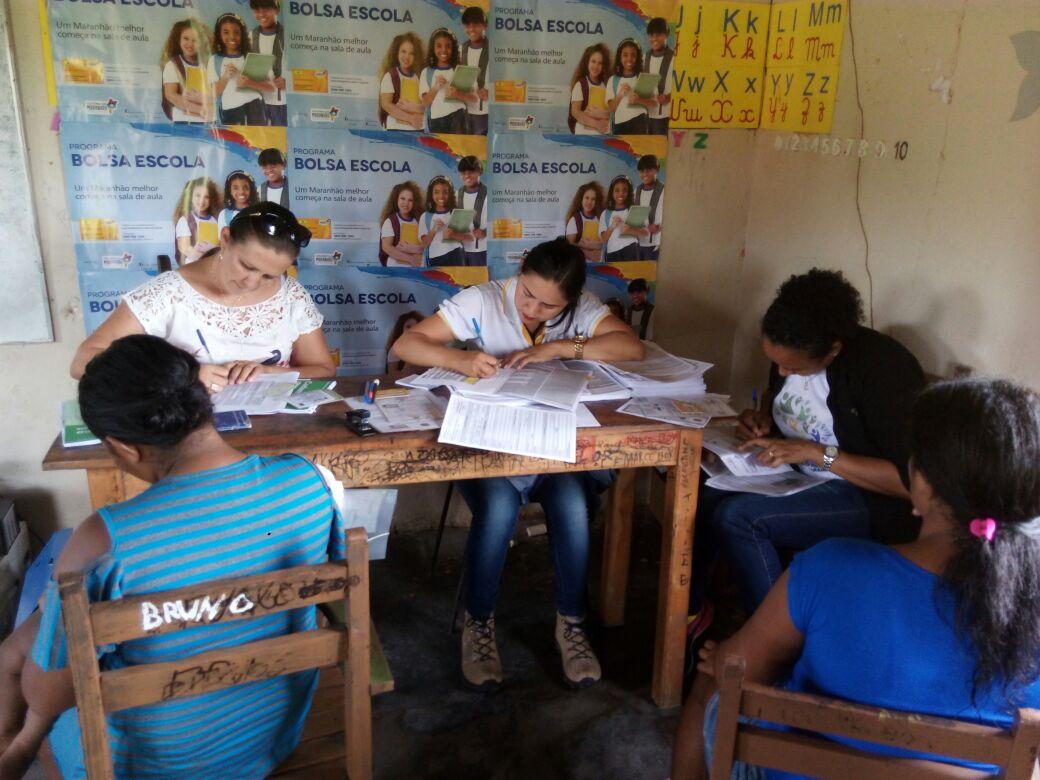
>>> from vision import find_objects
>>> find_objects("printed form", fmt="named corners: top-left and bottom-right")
top-left (439, 394), bottom-right (578, 462)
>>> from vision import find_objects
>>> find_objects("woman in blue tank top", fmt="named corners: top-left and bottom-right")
top-left (672, 378), bottom-right (1040, 779)
top-left (0, 335), bottom-right (346, 778)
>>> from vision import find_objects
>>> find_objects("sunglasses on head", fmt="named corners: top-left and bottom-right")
top-left (239, 209), bottom-right (311, 248)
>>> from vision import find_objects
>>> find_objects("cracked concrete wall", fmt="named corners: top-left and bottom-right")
top-left (725, 0), bottom-right (1040, 398)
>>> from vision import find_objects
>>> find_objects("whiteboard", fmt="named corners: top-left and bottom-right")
top-left (0, 0), bottom-right (53, 343)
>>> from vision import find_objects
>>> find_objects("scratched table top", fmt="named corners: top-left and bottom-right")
top-left (42, 376), bottom-right (683, 473)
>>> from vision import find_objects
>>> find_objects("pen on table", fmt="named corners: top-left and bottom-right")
top-left (196, 329), bottom-right (214, 362)
top-left (364, 378), bottom-right (380, 404)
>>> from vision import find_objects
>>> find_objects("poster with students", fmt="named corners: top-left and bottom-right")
top-left (48, 0), bottom-right (291, 127)
top-left (585, 261), bottom-right (657, 340)
top-left (298, 265), bottom-right (488, 375)
top-left (486, 131), bottom-right (666, 279)
top-left (289, 129), bottom-right (487, 267)
top-left (61, 121), bottom-right (286, 273)
top-left (489, 0), bottom-right (677, 134)
top-left (285, 0), bottom-right (490, 134)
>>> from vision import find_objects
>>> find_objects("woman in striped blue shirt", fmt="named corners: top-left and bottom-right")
top-left (0, 335), bottom-right (346, 778)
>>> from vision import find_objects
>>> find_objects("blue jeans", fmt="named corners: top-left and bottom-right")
top-left (692, 480), bottom-right (871, 613)
top-left (457, 474), bottom-right (594, 619)
top-left (703, 692), bottom-right (767, 780)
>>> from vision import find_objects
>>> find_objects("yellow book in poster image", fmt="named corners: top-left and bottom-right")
top-left (759, 0), bottom-right (846, 132)
top-left (670, 0), bottom-right (768, 128)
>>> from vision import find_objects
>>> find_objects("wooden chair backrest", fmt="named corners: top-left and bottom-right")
top-left (60, 526), bottom-right (372, 780)
top-left (712, 655), bottom-right (1040, 780)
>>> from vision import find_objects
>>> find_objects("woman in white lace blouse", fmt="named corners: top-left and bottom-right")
top-left (71, 204), bottom-right (335, 392)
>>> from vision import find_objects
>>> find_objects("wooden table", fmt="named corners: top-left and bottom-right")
top-left (42, 379), bottom-right (702, 708)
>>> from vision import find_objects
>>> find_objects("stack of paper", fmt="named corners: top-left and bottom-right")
top-left (617, 394), bottom-right (737, 429)
top-left (61, 400), bottom-right (100, 448)
top-left (700, 429), bottom-right (823, 497)
top-left (601, 342), bottom-right (712, 397)
top-left (211, 372), bottom-right (300, 415)
top-left (346, 388), bottom-right (447, 433)
top-left (402, 363), bottom-right (589, 411)
top-left (563, 360), bottom-right (632, 402)
top-left (284, 379), bottom-right (344, 414)
top-left (439, 394), bottom-right (579, 462)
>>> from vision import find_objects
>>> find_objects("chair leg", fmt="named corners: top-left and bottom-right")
top-left (429, 483), bottom-right (455, 579)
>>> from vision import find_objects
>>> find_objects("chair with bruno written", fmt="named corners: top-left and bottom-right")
top-left (710, 654), bottom-right (1040, 779)
top-left (59, 527), bottom-right (393, 780)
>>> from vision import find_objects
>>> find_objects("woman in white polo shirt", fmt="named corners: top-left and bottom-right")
top-left (392, 238), bottom-right (644, 692)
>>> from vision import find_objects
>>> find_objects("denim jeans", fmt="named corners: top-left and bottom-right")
top-left (457, 473), bottom-right (594, 619)
top-left (691, 479), bottom-right (871, 613)
top-left (703, 692), bottom-right (767, 780)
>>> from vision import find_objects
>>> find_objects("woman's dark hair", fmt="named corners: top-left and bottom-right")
top-left (80, 335), bottom-right (213, 447)
top-left (228, 202), bottom-right (310, 257)
top-left (910, 378), bottom-right (1040, 703)
top-left (760, 268), bottom-right (863, 359)
top-left (520, 237), bottom-right (586, 330)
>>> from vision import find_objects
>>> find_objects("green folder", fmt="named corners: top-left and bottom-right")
top-left (448, 208), bottom-right (476, 232)
top-left (61, 400), bottom-right (100, 448)
top-left (451, 65), bottom-right (480, 92)
top-left (633, 72), bottom-right (660, 99)
top-left (241, 52), bottom-right (276, 82)
top-left (625, 205), bottom-right (650, 228)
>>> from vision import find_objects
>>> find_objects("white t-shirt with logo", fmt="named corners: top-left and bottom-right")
top-left (379, 69), bottom-right (422, 130)
top-left (464, 43), bottom-right (488, 117)
top-left (645, 50), bottom-right (673, 120)
top-left (419, 210), bottom-right (463, 261)
top-left (162, 57), bottom-right (207, 123)
top-left (380, 215), bottom-right (422, 267)
top-left (208, 54), bottom-right (263, 111)
top-left (437, 277), bottom-right (610, 356)
top-left (570, 79), bottom-right (608, 135)
top-left (458, 187), bottom-right (487, 252)
top-left (773, 371), bottom-right (843, 480)
top-left (637, 185), bottom-right (663, 248)
top-left (598, 208), bottom-right (639, 254)
top-left (606, 74), bottom-right (651, 127)
top-left (255, 29), bottom-right (285, 107)
top-left (420, 65), bottom-right (465, 120)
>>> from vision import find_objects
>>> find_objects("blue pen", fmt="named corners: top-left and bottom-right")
top-left (196, 329), bottom-right (214, 362)
top-left (471, 317), bottom-right (486, 348)
top-left (751, 387), bottom-right (759, 410)
top-left (364, 378), bottom-right (380, 404)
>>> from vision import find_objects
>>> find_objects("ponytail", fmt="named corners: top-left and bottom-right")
top-left (910, 379), bottom-right (1040, 703)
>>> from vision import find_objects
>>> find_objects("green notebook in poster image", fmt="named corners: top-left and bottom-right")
top-left (625, 205), bottom-right (650, 228)
top-left (448, 208), bottom-right (476, 232)
top-left (633, 72), bottom-right (660, 99)
top-left (450, 65), bottom-right (480, 92)
top-left (242, 53), bottom-right (276, 82)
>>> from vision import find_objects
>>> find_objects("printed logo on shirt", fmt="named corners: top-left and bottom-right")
top-left (309, 106), bottom-right (341, 123)
top-left (84, 97), bottom-right (119, 116)
top-left (313, 251), bottom-right (342, 266)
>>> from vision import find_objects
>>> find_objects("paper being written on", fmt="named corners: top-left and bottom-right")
top-left (617, 394), bottom-right (737, 429)
top-left (706, 472), bottom-right (824, 497)
top-left (438, 393), bottom-right (577, 462)
top-left (211, 372), bottom-right (300, 415)
top-left (701, 428), bottom-right (792, 477)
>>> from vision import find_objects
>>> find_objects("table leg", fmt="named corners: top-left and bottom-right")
top-left (86, 469), bottom-right (125, 511)
top-left (652, 429), bottom-right (702, 708)
top-left (599, 468), bottom-right (636, 626)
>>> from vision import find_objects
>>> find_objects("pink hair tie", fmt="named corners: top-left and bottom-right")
top-left (969, 518), bottom-right (998, 542)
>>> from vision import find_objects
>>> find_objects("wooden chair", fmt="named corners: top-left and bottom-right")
top-left (60, 527), bottom-right (389, 780)
top-left (711, 655), bottom-right (1040, 779)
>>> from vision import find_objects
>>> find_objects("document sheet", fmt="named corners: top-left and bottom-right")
top-left (438, 394), bottom-right (578, 462)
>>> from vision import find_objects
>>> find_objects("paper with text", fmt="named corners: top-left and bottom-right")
top-left (439, 394), bottom-right (577, 462)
